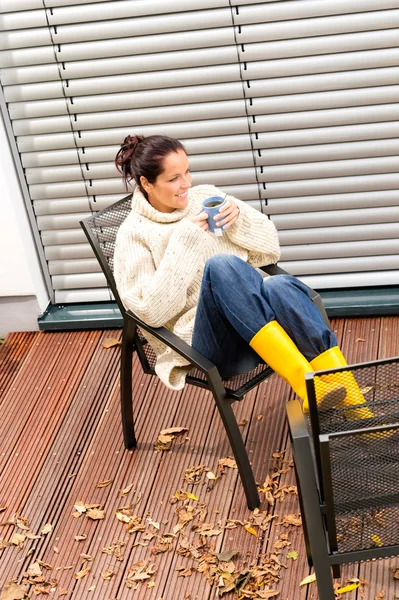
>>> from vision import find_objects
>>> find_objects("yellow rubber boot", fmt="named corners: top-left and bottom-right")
top-left (249, 320), bottom-right (312, 402)
top-left (250, 321), bottom-right (353, 414)
top-left (310, 346), bottom-right (374, 420)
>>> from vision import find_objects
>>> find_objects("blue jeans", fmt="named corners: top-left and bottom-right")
top-left (192, 255), bottom-right (337, 378)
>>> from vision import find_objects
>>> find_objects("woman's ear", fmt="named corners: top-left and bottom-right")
top-left (140, 175), bottom-right (151, 193)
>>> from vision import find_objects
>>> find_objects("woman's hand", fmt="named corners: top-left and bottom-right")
top-left (214, 197), bottom-right (240, 229)
top-left (187, 211), bottom-right (209, 231)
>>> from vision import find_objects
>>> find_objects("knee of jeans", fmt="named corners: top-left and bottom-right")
top-left (262, 274), bottom-right (297, 295)
top-left (203, 254), bottom-right (242, 278)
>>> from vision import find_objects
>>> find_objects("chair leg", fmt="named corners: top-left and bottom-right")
top-left (286, 400), bottom-right (335, 600)
top-left (120, 319), bottom-right (136, 449)
top-left (207, 369), bottom-right (260, 510)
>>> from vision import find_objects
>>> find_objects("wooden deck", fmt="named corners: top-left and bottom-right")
top-left (1, 317), bottom-right (399, 600)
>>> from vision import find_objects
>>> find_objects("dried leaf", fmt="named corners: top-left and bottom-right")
top-left (25, 532), bottom-right (41, 540)
top-left (1, 582), bottom-right (28, 600)
top-left (53, 546), bottom-right (59, 553)
top-left (88, 585), bottom-right (96, 592)
top-left (147, 517), bottom-right (160, 530)
top-left (244, 525), bottom-right (257, 536)
top-left (286, 551), bottom-right (298, 561)
top-left (375, 591), bottom-right (385, 600)
top-left (73, 501), bottom-right (87, 514)
top-left (238, 419), bottom-right (248, 427)
top-left (200, 529), bottom-right (222, 537)
top-left (206, 471), bottom-right (217, 481)
top-left (356, 338), bottom-right (366, 342)
top-left (40, 523), bottom-right (52, 535)
top-left (26, 562), bottom-right (42, 577)
top-left (10, 533), bottom-right (26, 547)
top-left (86, 508), bottom-right (105, 520)
top-left (120, 483), bottom-right (134, 497)
top-left (74, 568), bottom-right (90, 580)
top-left (101, 570), bottom-right (115, 580)
top-left (183, 491), bottom-right (199, 501)
top-left (177, 568), bottom-right (192, 578)
top-left (96, 479), bottom-right (113, 488)
top-left (125, 560), bottom-right (156, 587)
top-left (299, 573), bottom-right (316, 587)
top-left (154, 427), bottom-right (188, 451)
top-left (103, 337), bottom-right (121, 348)
top-left (218, 457), bottom-right (237, 474)
top-left (58, 590), bottom-right (68, 597)
top-left (147, 581), bottom-right (156, 588)
top-left (256, 591), bottom-right (280, 599)
top-left (215, 550), bottom-right (239, 562)
top-left (80, 553), bottom-right (93, 562)
top-left (16, 516), bottom-right (30, 531)
top-left (74, 534), bottom-right (87, 542)
top-left (184, 465), bottom-right (207, 484)
top-left (336, 582), bottom-right (360, 594)
top-left (280, 513), bottom-right (302, 527)
top-left (101, 540), bottom-right (125, 561)
top-left (257, 414), bottom-right (263, 421)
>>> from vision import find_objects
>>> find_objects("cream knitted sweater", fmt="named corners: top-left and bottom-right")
top-left (114, 184), bottom-right (281, 390)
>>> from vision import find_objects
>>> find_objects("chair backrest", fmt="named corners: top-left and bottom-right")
top-left (306, 356), bottom-right (399, 559)
top-left (80, 194), bottom-right (132, 312)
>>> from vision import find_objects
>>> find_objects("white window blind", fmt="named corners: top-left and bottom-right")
top-left (0, 0), bottom-right (398, 303)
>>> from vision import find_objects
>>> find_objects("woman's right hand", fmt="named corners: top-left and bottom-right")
top-left (187, 211), bottom-right (209, 231)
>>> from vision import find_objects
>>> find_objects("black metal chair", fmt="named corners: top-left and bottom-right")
top-left (81, 193), bottom-right (330, 510)
top-left (287, 356), bottom-right (399, 600)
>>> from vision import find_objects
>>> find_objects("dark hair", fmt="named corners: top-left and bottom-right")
top-left (115, 134), bottom-right (186, 195)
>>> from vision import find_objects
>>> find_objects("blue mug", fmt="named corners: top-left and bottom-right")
top-left (202, 196), bottom-right (226, 236)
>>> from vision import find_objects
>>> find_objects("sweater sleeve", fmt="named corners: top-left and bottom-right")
top-left (211, 187), bottom-right (281, 267)
top-left (114, 218), bottom-right (208, 327)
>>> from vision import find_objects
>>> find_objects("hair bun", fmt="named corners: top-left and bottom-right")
top-left (122, 134), bottom-right (145, 152)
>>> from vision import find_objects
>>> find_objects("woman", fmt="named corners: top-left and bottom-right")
top-left (114, 134), bottom-right (370, 416)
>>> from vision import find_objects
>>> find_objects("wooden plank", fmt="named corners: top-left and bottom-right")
top-left (1, 318), bottom-right (399, 600)
top-left (0, 332), bottom-right (39, 402)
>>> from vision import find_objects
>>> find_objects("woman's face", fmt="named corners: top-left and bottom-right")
top-left (141, 149), bottom-right (192, 213)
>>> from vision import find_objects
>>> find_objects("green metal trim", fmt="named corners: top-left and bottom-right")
top-left (38, 287), bottom-right (399, 331)
top-left (322, 286), bottom-right (399, 317)
top-left (38, 302), bottom-right (123, 330)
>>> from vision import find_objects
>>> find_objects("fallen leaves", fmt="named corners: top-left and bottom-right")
top-left (218, 457), bottom-right (237, 474)
top-left (154, 426), bottom-right (189, 451)
top-left (1, 582), bottom-right (28, 600)
top-left (336, 582), bottom-right (360, 594)
top-left (40, 523), bottom-right (52, 535)
top-left (72, 501), bottom-right (105, 520)
top-left (103, 337), bottom-right (121, 348)
top-left (279, 514), bottom-right (302, 528)
top-left (120, 482), bottom-right (134, 496)
top-left (299, 573), bottom-right (316, 587)
top-left (101, 569), bottom-right (115, 580)
top-left (74, 568), bottom-right (90, 580)
top-left (125, 560), bottom-right (156, 589)
top-left (96, 479), bottom-right (113, 488)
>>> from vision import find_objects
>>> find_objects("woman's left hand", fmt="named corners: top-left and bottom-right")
top-left (213, 197), bottom-right (240, 230)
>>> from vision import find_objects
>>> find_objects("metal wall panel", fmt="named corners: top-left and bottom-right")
top-left (1, 0), bottom-right (398, 303)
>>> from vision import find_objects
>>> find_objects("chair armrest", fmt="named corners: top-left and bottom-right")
top-left (260, 264), bottom-right (330, 329)
top-left (126, 310), bottom-right (218, 376)
top-left (259, 263), bottom-right (290, 277)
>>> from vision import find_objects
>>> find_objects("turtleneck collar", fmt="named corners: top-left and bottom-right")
top-left (131, 185), bottom-right (191, 223)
